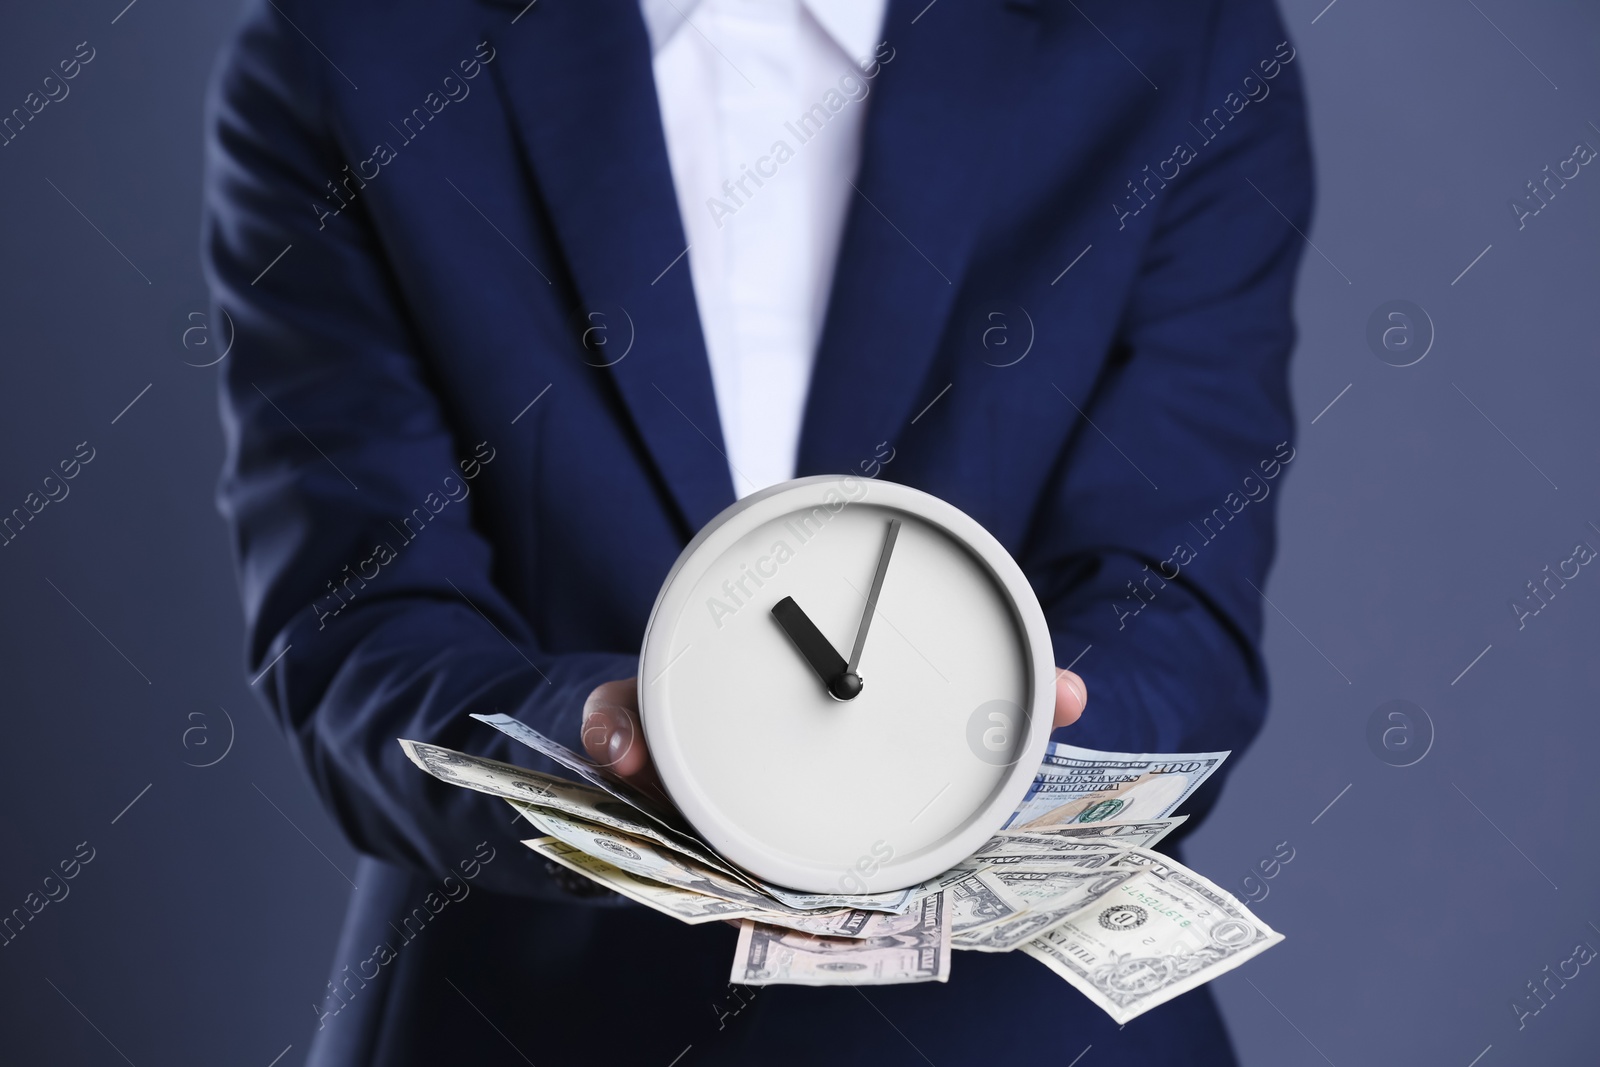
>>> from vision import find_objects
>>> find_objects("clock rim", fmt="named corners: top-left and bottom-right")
top-left (638, 475), bottom-right (1054, 894)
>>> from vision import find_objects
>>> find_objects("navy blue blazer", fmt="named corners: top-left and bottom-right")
top-left (203, 0), bottom-right (1311, 1063)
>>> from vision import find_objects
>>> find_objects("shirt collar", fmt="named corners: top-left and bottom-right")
top-left (639, 0), bottom-right (885, 63)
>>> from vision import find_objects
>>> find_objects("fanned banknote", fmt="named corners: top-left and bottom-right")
top-left (399, 738), bottom-right (595, 811)
top-left (954, 866), bottom-right (1138, 952)
top-left (972, 839), bottom-right (1132, 870)
top-left (524, 837), bottom-right (897, 939)
top-left (401, 723), bottom-right (1276, 1017)
top-left (908, 861), bottom-right (1000, 900)
top-left (401, 740), bottom-right (738, 872)
top-left (467, 717), bottom-right (914, 915)
top-left (994, 816), bottom-right (1188, 851)
top-left (1005, 743), bottom-right (1229, 830)
top-left (470, 712), bottom-right (689, 833)
top-left (730, 894), bottom-right (951, 986)
top-left (944, 869), bottom-right (1028, 936)
top-left (973, 833), bottom-right (1137, 860)
top-left (1020, 855), bottom-right (1283, 1024)
top-left (399, 738), bottom-right (769, 889)
top-left (526, 836), bottom-right (759, 925)
top-left (753, 879), bottom-right (914, 916)
top-left (517, 804), bottom-right (824, 915)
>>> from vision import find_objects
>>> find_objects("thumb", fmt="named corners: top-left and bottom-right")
top-left (581, 678), bottom-right (648, 777)
top-left (1054, 669), bottom-right (1087, 729)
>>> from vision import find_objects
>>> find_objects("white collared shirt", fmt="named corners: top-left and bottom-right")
top-left (642, 0), bottom-right (888, 497)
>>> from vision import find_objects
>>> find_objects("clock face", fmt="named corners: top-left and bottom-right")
top-left (639, 477), bottom-right (1053, 893)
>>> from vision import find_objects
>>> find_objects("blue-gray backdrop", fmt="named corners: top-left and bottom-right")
top-left (1, 1), bottom-right (1596, 1064)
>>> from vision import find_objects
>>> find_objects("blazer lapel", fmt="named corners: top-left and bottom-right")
top-left (797, 0), bottom-right (1041, 476)
top-left (484, 0), bottom-right (735, 533)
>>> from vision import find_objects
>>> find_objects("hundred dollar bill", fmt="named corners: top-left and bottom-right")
top-left (730, 894), bottom-right (951, 986)
top-left (989, 817), bottom-right (1188, 853)
top-left (945, 869), bottom-right (1028, 936)
top-left (1020, 856), bottom-right (1283, 1024)
top-left (1005, 743), bottom-right (1228, 830)
top-left (953, 867), bottom-right (1137, 952)
top-left (522, 837), bottom-right (894, 939)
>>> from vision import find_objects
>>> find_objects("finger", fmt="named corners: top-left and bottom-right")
top-left (1054, 669), bottom-right (1088, 729)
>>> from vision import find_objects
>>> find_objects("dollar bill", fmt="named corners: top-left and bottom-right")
top-left (524, 836), bottom-right (758, 924)
top-left (399, 738), bottom-right (599, 809)
top-left (974, 833), bottom-right (1135, 859)
top-left (505, 797), bottom-right (748, 880)
top-left (399, 738), bottom-right (757, 882)
top-left (953, 867), bottom-right (1137, 952)
top-left (1006, 743), bottom-right (1228, 830)
top-left (523, 836), bottom-right (897, 939)
top-left (730, 894), bottom-right (951, 986)
top-left (945, 869), bottom-right (1028, 936)
top-left (1020, 857), bottom-right (1283, 1024)
top-left (765, 906), bottom-right (926, 940)
top-left (401, 739), bottom-right (692, 852)
top-left (906, 861), bottom-right (1000, 903)
top-left (411, 722), bottom-right (1278, 1013)
top-left (468, 717), bottom-right (914, 914)
top-left (517, 805), bottom-right (819, 915)
top-left (518, 805), bottom-right (910, 917)
top-left (760, 882), bottom-right (915, 915)
top-left (471, 712), bottom-right (689, 834)
top-left (994, 816), bottom-right (1188, 851)
top-left (971, 838), bottom-right (1132, 869)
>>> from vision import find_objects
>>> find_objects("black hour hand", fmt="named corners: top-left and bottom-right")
top-left (770, 597), bottom-right (856, 700)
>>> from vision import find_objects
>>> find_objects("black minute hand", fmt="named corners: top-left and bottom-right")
top-left (770, 597), bottom-right (850, 698)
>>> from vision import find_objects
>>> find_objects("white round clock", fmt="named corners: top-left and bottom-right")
top-left (638, 476), bottom-right (1055, 894)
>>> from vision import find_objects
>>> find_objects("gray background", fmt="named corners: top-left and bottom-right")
top-left (0, 1), bottom-right (1595, 1064)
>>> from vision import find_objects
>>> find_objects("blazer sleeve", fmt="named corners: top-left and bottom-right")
top-left (202, 2), bottom-right (634, 896)
top-left (1021, 0), bottom-right (1314, 822)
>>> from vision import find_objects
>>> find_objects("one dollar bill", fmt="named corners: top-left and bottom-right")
top-left (953, 866), bottom-right (1137, 952)
top-left (1019, 854), bottom-right (1282, 1024)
